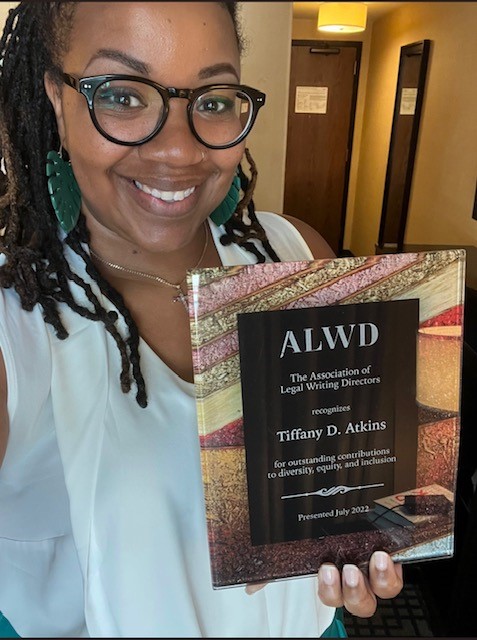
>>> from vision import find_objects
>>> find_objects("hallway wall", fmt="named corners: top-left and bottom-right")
top-left (351, 2), bottom-right (477, 256)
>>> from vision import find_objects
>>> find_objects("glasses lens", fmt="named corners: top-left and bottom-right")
top-left (191, 88), bottom-right (253, 147)
top-left (93, 79), bottom-right (164, 143)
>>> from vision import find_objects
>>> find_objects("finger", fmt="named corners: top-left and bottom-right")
top-left (317, 563), bottom-right (344, 608)
top-left (342, 564), bottom-right (377, 618)
top-left (368, 551), bottom-right (403, 599)
top-left (245, 581), bottom-right (268, 595)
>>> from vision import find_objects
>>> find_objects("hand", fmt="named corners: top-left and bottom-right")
top-left (245, 551), bottom-right (403, 619)
top-left (317, 551), bottom-right (403, 617)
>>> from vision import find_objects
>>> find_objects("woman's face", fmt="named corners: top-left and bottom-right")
top-left (46, 2), bottom-right (244, 253)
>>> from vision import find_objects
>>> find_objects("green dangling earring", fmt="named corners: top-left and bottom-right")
top-left (209, 172), bottom-right (241, 226)
top-left (46, 149), bottom-right (81, 233)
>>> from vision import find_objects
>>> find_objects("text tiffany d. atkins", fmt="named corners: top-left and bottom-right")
top-left (276, 420), bottom-right (388, 443)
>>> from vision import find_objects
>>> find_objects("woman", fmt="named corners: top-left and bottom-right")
top-left (0, 2), bottom-right (402, 637)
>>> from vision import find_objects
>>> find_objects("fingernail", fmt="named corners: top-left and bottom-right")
top-left (320, 565), bottom-right (335, 586)
top-left (343, 564), bottom-right (360, 588)
top-left (245, 584), bottom-right (261, 595)
top-left (374, 551), bottom-right (389, 572)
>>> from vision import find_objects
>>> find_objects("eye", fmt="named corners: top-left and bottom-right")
top-left (95, 84), bottom-right (147, 111)
top-left (196, 94), bottom-right (236, 116)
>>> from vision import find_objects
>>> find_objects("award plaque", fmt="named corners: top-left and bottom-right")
top-left (187, 250), bottom-right (465, 588)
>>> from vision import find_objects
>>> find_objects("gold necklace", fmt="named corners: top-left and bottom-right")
top-left (89, 223), bottom-right (209, 309)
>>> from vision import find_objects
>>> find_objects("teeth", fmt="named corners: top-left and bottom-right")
top-left (134, 181), bottom-right (195, 202)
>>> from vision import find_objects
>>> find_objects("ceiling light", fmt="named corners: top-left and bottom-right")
top-left (317, 2), bottom-right (368, 33)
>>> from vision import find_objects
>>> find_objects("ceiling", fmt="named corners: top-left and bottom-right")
top-left (293, 2), bottom-right (405, 22)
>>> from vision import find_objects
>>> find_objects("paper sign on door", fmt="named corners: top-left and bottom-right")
top-left (295, 86), bottom-right (328, 114)
top-left (400, 88), bottom-right (418, 115)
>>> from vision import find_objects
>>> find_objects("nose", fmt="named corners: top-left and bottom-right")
top-left (137, 98), bottom-right (205, 167)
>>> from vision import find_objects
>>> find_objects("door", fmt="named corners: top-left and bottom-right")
top-left (377, 40), bottom-right (431, 252)
top-left (283, 41), bottom-right (361, 255)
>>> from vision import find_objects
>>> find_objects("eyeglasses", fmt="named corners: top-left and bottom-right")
top-left (62, 73), bottom-right (266, 149)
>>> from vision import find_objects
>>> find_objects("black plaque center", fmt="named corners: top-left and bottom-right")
top-left (238, 300), bottom-right (419, 546)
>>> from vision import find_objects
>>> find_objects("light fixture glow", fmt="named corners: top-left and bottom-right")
top-left (317, 2), bottom-right (367, 33)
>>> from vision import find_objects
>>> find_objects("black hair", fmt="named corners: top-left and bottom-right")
top-left (0, 1), bottom-right (279, 408)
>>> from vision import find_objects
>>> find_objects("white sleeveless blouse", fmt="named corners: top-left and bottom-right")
top-left (0, 213), bottom-right (335, 637)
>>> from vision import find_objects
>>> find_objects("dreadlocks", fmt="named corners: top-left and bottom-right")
top-left (0, 1), bottom-right (280, 408)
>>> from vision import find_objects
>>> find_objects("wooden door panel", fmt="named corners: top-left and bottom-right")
top-left (283, 43), bottom-right (360, 254)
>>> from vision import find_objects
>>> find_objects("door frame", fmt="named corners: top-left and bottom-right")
top-left (287, 40), bottom-right (362, 254)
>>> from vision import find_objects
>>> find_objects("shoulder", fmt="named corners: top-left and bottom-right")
top-left (0, 284), bottom-right (52, 420)
top-left (281, 214), bottom-right (336, 259)
top-left (255, 211), bottom-right (335, 260)
top-left (0, 281), bottom-right (52, 350)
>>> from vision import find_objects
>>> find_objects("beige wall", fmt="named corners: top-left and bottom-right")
top-left (351, 2), bottom-right (477, 256)
top-left (0, 3), bottom-right (17, 26)
top-left (239, 2), bottom-right (293, 215)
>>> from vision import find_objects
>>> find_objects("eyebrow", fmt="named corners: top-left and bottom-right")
top-left (198, 63), bottom-right (239, 81)
top-left (85, 50), bottom-right (239, 82)
top-left (86, 49), bottom-right (151, 75)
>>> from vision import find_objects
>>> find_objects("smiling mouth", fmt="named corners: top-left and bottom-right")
top-left (133, 180), bottom-right (196, 203)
